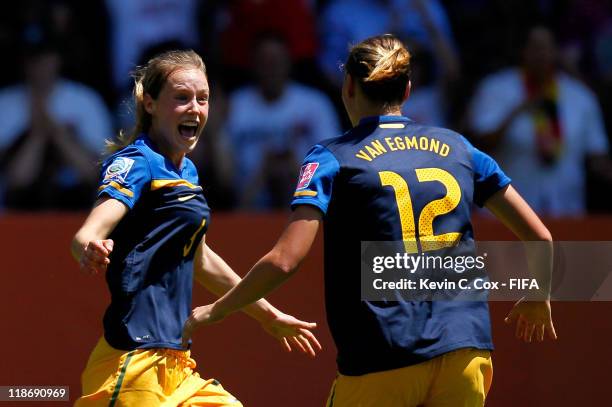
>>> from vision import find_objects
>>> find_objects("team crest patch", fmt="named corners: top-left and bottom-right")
top-left (296, 162), bottom-right (319, 190)
top-left (104, 157), bottom-right (135, 182)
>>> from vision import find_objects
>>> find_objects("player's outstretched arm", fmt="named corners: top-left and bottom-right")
top-left (189, 234), bottom-right (321, 355)
top-left (71, 197), bottom-right (128, 275)
top-left (485, 185), bottom-right (558, 342)
top-left (183, 205), bottom-right (322, 348)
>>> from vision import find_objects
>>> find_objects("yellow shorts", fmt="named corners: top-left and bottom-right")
top-left (326, 348), bottom-right (492, 407)
top-left (75, 337), bottom-right (243, 407)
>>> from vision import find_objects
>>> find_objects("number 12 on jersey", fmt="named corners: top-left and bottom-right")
top-left (379, 168), bottom-right (462, 254)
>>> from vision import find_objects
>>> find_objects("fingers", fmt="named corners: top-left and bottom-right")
top-left (513, 316), bottom-right (557, 343)
top-left (504, 307), bottom-right (518, 325)
top-left (80, 254), bottom-right (107, 275)
top-left (297, 334), bottom-right (316, 357)
top-left (80, 240), bottom-right (113, 275)
top-left (281, 337), bottom-right (292, 353)
top-left (84, 248), bottom-right (109, 265)
top-left (286, 330), bottom-right (322, 357)
top-left (294, 320), bottom-right (317, 330)
top-left (300, 328), bottom-right (322, 352)
top-left (515, 316), bottom-right (525, 339)
top-left (546, 320), bottom-right (558, 340)
top-left (289, 336), bottom-right (307, 354)
top-left (89, 240), bottom-right (110, 257)
top-left (102, 239), bottom-right (114, 253)
top-left (524, 322), bottom-right (536, 343)
top-left (508, 300), bottom-right (559, 343)
top-left (536, 324), bottom-right (545, 342)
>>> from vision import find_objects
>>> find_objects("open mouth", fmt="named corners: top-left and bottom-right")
top-left (178, 121), bottom-right (199, 139)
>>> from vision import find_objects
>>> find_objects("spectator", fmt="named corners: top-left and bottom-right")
top-left (401, 45), bottom-right (447, 127)
top-left (217, 0), bottom-right (318, 89)
top-left (400, 0), bottom-right (460, 128)
top-left (226, 33), bottom-right (340, 209)
top-left (318, 0), bottom-right (455, 87)
top-left (469, 25), bottom-right (612, 216)
top-left (105, 0), bottom-right (199, 94)
top-left (3, 1), bottom-right (110, 100)
top-left (0, 41), bottom-right (113, 210)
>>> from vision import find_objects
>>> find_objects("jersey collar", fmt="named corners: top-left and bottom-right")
top-left (136, 133), bottom-right (187, 173)
top-left (357, 115), bottom-right (413, 127)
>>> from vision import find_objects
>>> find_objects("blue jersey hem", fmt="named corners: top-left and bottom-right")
top-left (291, 199), bottom-right (328, 215)
top-left (477, 178), bottom-right (512, 208)
top-left (136, 342), bottom-right (186, 351)
top-left (103, 334), bottom-right (187, 352)
top-left (338, 340), bottom-right (494, 376)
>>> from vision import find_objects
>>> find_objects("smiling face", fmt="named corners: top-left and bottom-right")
top-left (144, 68), bottom-right (209, 165)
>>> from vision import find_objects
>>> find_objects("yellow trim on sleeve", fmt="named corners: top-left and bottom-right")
top-left (150, 179), bottom-right (200, 190)
top-left (98, 181), bottom-right (134, 198)
top-left (294, 190), bottom-right (318, 197)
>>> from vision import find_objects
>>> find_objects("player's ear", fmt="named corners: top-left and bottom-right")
top-left (143, 93), bottom-right (156, 115)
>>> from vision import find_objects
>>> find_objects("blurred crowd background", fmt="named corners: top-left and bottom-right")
top-left (0, 0), bottom-right (611, 216)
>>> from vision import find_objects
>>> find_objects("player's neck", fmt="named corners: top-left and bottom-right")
top-left (350, 105), bottom-right (403, 127)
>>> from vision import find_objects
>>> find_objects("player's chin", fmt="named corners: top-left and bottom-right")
top-left (176, 134), bottom-right (199, 153)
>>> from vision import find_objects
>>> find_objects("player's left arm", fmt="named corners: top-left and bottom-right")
top-left (465, 136), bottom-right (557, 343)
top-left (485, 185), bottom-right (558, 343)
top-left (189, 214), bottom-right (322, 354)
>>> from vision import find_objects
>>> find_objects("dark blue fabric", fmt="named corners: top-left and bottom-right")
top-left (98, 135), bottom-right (210, 350)
top-left (291, 116), bottom-right (510, 376)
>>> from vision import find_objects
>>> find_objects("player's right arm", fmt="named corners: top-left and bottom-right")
top-left (181, 144), bottom-right (338, 342)
top-left (71, 197), bottom-right (128, 275)
top-left (71, 147), bottom-right (149, 275)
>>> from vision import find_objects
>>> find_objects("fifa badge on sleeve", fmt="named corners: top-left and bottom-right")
top-left (104, 157), bottom-right (135, 183)
top-left (296, 163), bottom-right (319, 190)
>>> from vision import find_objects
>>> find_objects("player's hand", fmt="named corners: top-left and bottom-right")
top-left (80, 239), bottom-right (114, 275)
top-left (259, 311), bottom-right (322, 357)
top-left (181, 303), bottom-right (225, 348)
top-left (505, 298), bottom-right (557, 342)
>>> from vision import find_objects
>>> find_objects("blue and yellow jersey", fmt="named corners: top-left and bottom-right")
top-left (97, 134), bottom-right (210, 351)
top-left (291, 116), bottom-right (511, 376)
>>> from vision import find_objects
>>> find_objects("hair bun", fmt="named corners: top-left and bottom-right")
top-left (344, 34), bottom-right (411, 103)
top-left (365, 46), bottom-right (410, 82)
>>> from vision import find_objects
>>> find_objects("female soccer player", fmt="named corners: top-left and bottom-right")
top-left (182, 35), bottom-right (557, 406)
top-left (71, 50), bottom-right (320, 407)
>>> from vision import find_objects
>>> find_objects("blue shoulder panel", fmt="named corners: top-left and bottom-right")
top-left (290, 144), bottom-right (340, 214)
top-left (97, 146), bottom-right (151, 208)
top-left (460, 137), bottom-right (511, 207)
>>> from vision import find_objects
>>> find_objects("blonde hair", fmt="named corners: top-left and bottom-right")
top-left (344, 34), bottom-right (411, 103)
top-left (106, 50), bottom-right (206, 154)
